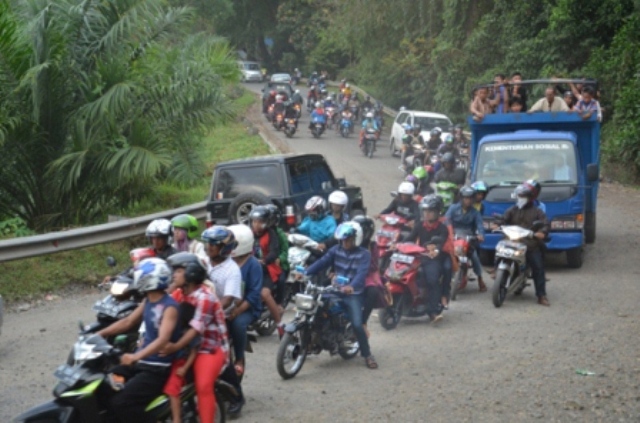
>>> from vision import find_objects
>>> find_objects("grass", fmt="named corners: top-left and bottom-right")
top-left (0, 88), bottom-right (270, 304)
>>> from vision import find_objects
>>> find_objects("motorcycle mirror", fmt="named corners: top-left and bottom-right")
top-left (390, 191), bottom-right (398, 198)
top-left (106, 256), bottom-right (117, 268)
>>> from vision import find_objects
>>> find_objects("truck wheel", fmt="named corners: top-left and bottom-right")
top-left (566, 248), bottom-right (583, 269)
top-left (228, 192), bottom-right (271, 225)
top-left (585, 212), bottom-right (596, 244)
top-left (479, 249), bottom-right (494, 266)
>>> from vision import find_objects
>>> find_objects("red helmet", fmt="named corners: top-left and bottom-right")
top-left (130, 248), bottom-right (156, 263)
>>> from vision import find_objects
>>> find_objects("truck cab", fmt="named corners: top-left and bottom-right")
top-left (469, 112), bottom-right (600, 268)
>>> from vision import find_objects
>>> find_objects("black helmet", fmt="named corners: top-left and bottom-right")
top-left (430, 128), bottom-right (441, 137)
top-left (249, 205), bottom-right (272, 225)
top-left (441, 152), bottom-right (455, 164)
top-left (525, 179), bottom-right (542, 199)
top-left (460, 186), bottom-right (475, 198)
top-left (352, 215), bottom-right (375, 243)
top-left (514, 183), bottom-right (533, 198)
top-left (413, 124), bottom-right (422, 132)
top-left (264, 204), bottom-right (281, 227)
top-left (420, 194), bottom-right (443, 213)
top-left (167, 252), bottom-right (207, 284)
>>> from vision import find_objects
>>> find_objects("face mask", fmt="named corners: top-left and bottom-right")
top-left (516, 198), bottom-right (528, 209)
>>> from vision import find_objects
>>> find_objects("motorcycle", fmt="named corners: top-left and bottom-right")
top-left (266, 103), bottom-right (275, 122)
top-left (411, 144), bottom-right (428, 170)
top-left (14, 334), bottom-right (231, 423)
top-left (491, 222), bottom-right (546, 308)
top-left (284, 118), bottom-right (297, 138)
top-left (349, 104), bottom-right (360, 121)
top-left (276, 275), bottom-right (360, 379)
top-left (450, 230), bottom-right (478, 301)
top-left (307, 85), bottom-right (318, 111)
top-left (293, 103), bottom-right (302, 119)
top-left (361, 128), bottom-right (378, 158)
top-left (338, 111), bottom-right (353, 138)
top-left (377, 241), bottom-right (441, 330)
top-left (272, 112), bottom-right (285, 131)
top-left (286, 234), bottom-right (321, 298)
top-left (375, 213), bottom-right (409, 274)
top-left (325, 106), bottom-right (338, 130)
top-left (311, 118), bottom-right (325, 139)
top-left (435, 181), bottom-right (458, 213)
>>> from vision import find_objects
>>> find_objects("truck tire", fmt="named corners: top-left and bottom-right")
top-left (479, 249), bottom-right (495, 266)
top-left (566, 248), bottom-right (583, 269)
top-left (228, 192), bottom-right (271, 225)
top-left (585, 212), bottom-right (596, 244)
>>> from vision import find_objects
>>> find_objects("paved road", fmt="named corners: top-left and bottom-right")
top-left (1, 83), bottom-right (639, 422)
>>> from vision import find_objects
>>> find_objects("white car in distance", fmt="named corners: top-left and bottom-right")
top-left (389, 110), bottom-right (453, 156)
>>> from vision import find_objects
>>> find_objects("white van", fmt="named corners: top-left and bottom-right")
top-left (389, 110), bottom-right (452, 156)
top-left (237, 61), bottom-right (263, 83)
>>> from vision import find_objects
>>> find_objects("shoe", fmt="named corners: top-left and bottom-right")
top-left (365, 355), bottom-right (378, 369)
top-left (227, 396), bottom-right (246, 417)
top-left (277, 323), bottom-right (285, 339)
top-left (429, 314), bottom-right (443, 324)
top-left (537, 296), bottom-right (550, 306)
top-left (478, 277), bottom-right (487, 292)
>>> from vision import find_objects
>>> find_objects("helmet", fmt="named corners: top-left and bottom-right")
top-left (130, 248), bottom-right (156, 263)
top-left (249, 205), bottom-right (271, 230)
top-left (352, 215), bottom-right (375, 243)
top-left (460, 185), bottom-right (476, 198)
top-left (264, 204), bottom-right (281, 227)
top-left (405, 174), bottom-right (419, 187)
top-left (525, 179), bottom-right (542, 199)
top-left (326, 96), bottom-right (332, 101)
top-left (305, 196), bottom-right (327, 216)
top-left (366, 111), bottom-right (374, 118)
top-left (441, 152), bottom-right (455, 164)
top-left (276, 94), bottom-right (283, 101)
top-left (345, 83), bottom-right (350, 88)
top-left (398, 181), bottom-right (416, 195)
top-left (430, 128), bottom-right (441, 137)
top-left (471, 180), bottom-right (488, 193)
top-left (413, 124), bottom-right (422, 132)
top-left (334, 221), bottom-right (363, 247)
top-left (328, 190), bottom-right (348, 206)
top-left (514, 183), bottom-right (533, 198)
top-left (167, 252), bottom-right (207, 284)
top-left (295, 89), bottom-right (300, 94)
top-left (146, 219), bottom-right (172, 238)
top-left (315, 101), bottom-right (321, 108)
top-left (419, 194), bottom-right (444, 213)
top-left (444, 134), bottom-right (454, 144)
top-left (270, 90), bottom-right (276, 96)
top-left (434, 126), bottom-right (442, 133)
top-left (201, 226), bottom-right (237, 258)
top-left (228, 224), bottom-right (255, 257)
top-left (403, 123), bottom-right (413, 132)
top-left (171, 214), bottom-right (199, 240)
top-left (412, 166), bottom-right (427, 180)
top-left (133, 258), bottom-right (172, 293)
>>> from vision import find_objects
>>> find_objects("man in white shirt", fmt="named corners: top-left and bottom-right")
top-left (529, 87), bottom-right (570, 113)
top-left (201, 226), bottom-right (242, 314)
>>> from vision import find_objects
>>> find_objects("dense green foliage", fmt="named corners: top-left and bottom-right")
top-left (207, 0), bottom-right (640, 179)
top-left (0, 0), bottom-right (239, 231)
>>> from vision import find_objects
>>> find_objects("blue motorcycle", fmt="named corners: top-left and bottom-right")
top-left (339, 113), bottom-right (353, 138)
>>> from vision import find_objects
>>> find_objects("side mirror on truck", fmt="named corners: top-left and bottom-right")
top-left (586, 163), bottom-right (599, 182)
top-left (337, 178), bottom-right (347, 188)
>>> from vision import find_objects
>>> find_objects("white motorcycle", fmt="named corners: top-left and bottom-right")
top-left (286, 233), bottom-right (321, 302)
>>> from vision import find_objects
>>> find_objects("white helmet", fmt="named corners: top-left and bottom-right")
top-left (315, 101), bottom-right (321, 108)
top-left (305, 196), bottom-right (327, 215)
top-left (345, 83), bottom-right (350, 88)
top-left (334, 221), bottom-right (363, 247)
top-left (276, 94), bottom-right (283, 101)
top-left (295, 89), bottom-right (300, 94)
top-left (366, 111), bottom-right (374, 118)
top-left (146, 219), bottom-right (172, 238)
top-left (134, 258), bottom-right (172, 292)
top-left (228, 224), bottom-right (254, 257)
top-left (327, 96), bottom-right (332, 101)
top-left (398, 182), bottom-right (416, 195)
top-left (328, 190), bottom-right (348, 206)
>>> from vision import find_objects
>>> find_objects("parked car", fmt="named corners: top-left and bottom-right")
top-left (389, 110), bottom-right (453, 156)
top-left (238, 60), bottom-right (263, 83)
top-left (206, 154), bottom-right (366, 227)
top-left (271, 73), bottom-right (292, 84)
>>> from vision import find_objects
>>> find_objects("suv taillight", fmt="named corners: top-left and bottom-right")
top-left (285, 205), bottom-right (296, 226)
top-left (206, 212), bottom-right (213, 228)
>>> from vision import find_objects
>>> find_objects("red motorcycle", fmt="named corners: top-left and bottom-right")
top-left (450, 231), bottom-right (478, 301)
top-left (375, 213), bottom-right (408, 273)
top-left (378, 243), bottom-right (431, 330)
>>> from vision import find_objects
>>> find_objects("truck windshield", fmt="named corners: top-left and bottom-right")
top-left (476, 140), bottom-right (578, 185)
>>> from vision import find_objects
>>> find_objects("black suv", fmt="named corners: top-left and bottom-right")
top-left (206, 153), bottom-right (366, 227)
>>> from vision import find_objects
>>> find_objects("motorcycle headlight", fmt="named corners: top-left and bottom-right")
top-left (294, 294), bottom-right (315, 311)
top-left (73, 342), bottom-right (101, 362)
top-left (110, 282), bottom-right (129, 296)
top-left (454, 245), bottom-right (464, 256)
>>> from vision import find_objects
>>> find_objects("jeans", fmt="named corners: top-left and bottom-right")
top-left (441, 254), bottom-right (453, 299)
top-left (109, 364), bottom-right (170, 423)
top-left (470, 249), bottom-right (483, 277)
top-left (526, 249), bottom-right (546, 297)
top-left (362, 285), bottom-right (379, 325)
top-left (340, 294), bottom-right (371, 358)
top-left (420, 258), bottom-right (443, 316)
top-left (228, 311), bottom-right (255, 362)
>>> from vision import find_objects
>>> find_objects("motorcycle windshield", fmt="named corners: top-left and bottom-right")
top-left (501, 225), bottom-right (532, 240)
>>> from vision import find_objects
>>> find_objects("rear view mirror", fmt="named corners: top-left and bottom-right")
top-left (106, 256), bottom-right (117, 268)
top-left (586, 163), bottom-right (599, 182)
top-left (390, 191), bottom-right (398, 198)
top-left (321, 181), bottom-right (333, 191)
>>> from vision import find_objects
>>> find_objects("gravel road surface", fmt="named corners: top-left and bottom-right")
top-left (1, 83), bottom-right (639, 422)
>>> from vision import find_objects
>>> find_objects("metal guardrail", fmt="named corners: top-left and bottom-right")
top-left (0, 202), bottom-right (208, 263)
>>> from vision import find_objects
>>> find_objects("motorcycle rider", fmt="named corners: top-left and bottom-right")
top-left (375, 182), bottom-right (421, 234)
top-left (403, 195), bottom-right (450, 323)
top-left (304, 221), bottom-right (378, 369)
top-left (426, 128), bottom-right (443, 151)
top-left (297, 196), bottom-right (337, 249)
top-left (283, 100), bottom-right (299, 128)
top-left (438, 134), bottom-right (460, 159)
top-left (291, 89), bottom-right (303, 106)
top-left (265, 204), bottom-right (290, 303)
top-left (452, 124), bottom-right (469, 148)
top-left (359, 111), bottom-right (380, 148)
top-left (99, 258), bottom-right (179, 423)
top-left (309, 101), bottom-right (327, 131)
top-left (497, 183), bottom-right (550, 306)
top-left (412, 165), bottom-right (434, 197)
top-left (445, 186), bottom-right (487, 292)
top-left (264, 89), bottom-right (277, 114)
top-left (319, 190), bottom-right (350, 251)
top-left (525, 179), bottom-right (546, 213)
top-left (399, 123), bottom-right (416, 172)
top-left (434, 152), bottom-right (466, 188)
top-left (249, 206), bottom-right (284, 337)
top-left (308, 71), bottom-right (319, 86)
top-left (323, 95), bottom-right (336, 109)
top-left (171, 214), bottom-right (205, 258)
top-left (200, 226), bottom-right (242, 311)
top-left (471, 180), bottom-right (488, 214)
top-left (361, 95), bottom-right (374, 112)
top-left (412, 124), bottom-right (425, 145)
top-left (146, 219), bottom-right (178, 260)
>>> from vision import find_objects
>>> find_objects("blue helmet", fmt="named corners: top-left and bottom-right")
top-left (201, 226), bottom-right (237, 258)
top-left (134, 258), bottom-right (172, 292)
top-left (402, 123), bottom-right (413, 132)
top-left (471, 180), bottom-right (488, 193)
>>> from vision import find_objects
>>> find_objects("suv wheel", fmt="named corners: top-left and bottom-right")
top-left (229, 192), bottom-right (271, 224)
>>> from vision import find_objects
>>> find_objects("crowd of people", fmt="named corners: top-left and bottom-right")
top-left (470, 73), bottom-right (602, 122)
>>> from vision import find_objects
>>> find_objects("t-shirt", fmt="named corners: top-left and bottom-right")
top-left (240, 256), bottom-right (264, 320)
top-left (139, 294), bottom-right (180, 366)
top-left (208, 257), bottom-right (242, 306)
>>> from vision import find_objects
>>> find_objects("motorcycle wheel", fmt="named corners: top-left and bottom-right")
top-left (492, 269), bottom-right (509, 308)
top-left (255, 316), bottom-right (277, 337)
top-left (276, 330), bottom-right (308, 380)
top-left (451, 271), bottom-right (461, 302)
top-left (338, 323), bottom-right (360, 359)
top-left (285, 129), bottom-right (294, 138)
top-left (312, 130), bottom-right (321, 139)
top-left (368, 142), bottom-right (374, 158)
top-left (378, 293), bottom-right (403, 330)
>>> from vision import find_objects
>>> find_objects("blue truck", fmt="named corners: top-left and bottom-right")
top-left (468, 112), bottom-right (600, 268)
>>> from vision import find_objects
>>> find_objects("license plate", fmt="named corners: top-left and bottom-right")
top-left (391, 253), bottom-right (414, 264)
top-left (54, 364), bottom-right (82, 386)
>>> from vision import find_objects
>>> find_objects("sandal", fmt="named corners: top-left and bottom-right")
top-left (365, 355), bottom-right (378, 369)
top-left (234, 362), bottom-right (245, 377)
